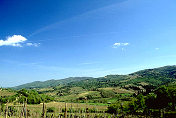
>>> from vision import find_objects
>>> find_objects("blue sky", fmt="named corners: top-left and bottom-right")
top-left (0, 0), bottom-right (176, 87)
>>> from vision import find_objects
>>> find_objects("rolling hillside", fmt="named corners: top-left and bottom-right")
top-left (11, 65), bottom-right (176, 103)
top-left (13, 66), bottom-right (176, 90)
top-left (12, 77), bottom-right (93, 90)
top-left (53, 65), bottom-right (176, 90)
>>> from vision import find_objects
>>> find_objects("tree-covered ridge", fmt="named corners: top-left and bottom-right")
top-left (66, 75), bottom-right (129, 90)
top-left (12, 66), bottom-right (176, 90)
top-left (130, 65), bottom-right (176, 82)
top-left (123, 65), bottom-right (176, 88)
top-left (12, 77), bottom-right (93, 90)
top-left (57, 66), bottom-right (176, 91)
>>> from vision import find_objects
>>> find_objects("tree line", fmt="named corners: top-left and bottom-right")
top-left (0, 89), bottom-right (54, 104)
top-left (107, 83), bottom-right (176, 117)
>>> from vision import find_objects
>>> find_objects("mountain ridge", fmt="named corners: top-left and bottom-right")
top-left (12, 65), bottom-right (176, 90)
top-left (12, 77), bottom-right (93, 89)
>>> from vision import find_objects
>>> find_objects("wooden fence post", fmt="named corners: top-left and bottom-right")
top-left (41, 102), bottom-right (46, 118)
top-left (64, 102), bottom-right (67, 118)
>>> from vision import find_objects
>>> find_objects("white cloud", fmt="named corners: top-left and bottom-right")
top-left (155, 48), bottom-right (159, 50)
top-left (114, 43), bottom-right (121, 46)
top-left (0, 35), bottom-right (40, 47)
top-left (113, 42), bottom-right (129, 48)
top-left (0, 35), bottom-right (27, 47)
top-left (122, 43), bottom-right (129, 46)
top-left (26, 43), bottom-right (40, 47)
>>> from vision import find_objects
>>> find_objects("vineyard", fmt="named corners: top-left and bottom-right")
top-left (0, 102), bottom-right (121, 118)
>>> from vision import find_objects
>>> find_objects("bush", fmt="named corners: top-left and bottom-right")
top-left (164, 111), bottom-right (176, 118)
top-left (107, 104), bottom-right (120, 114)
top-left (17, 89), bottom-right (54, 104)
top-left (47, 107), bottom-right (55, 112)
top-left (99, 90), bottom-right (115, 98)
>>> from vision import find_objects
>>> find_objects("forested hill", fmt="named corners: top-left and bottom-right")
top-left (12, 66), bottom-right (176, 90)
top-left (63, 66), bottom-right (176, 90)
top-left (131, 65), bottom-right (176, 79)
top-left (12, 77), bottom-right (93, 90)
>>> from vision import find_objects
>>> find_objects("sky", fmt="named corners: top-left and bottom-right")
top-left (0, 0), bottom-right (176, 87)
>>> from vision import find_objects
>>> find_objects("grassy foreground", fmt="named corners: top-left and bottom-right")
top-left (0, 102), bottom-right (114, 118)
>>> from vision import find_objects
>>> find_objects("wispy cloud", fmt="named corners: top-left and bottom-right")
top-left (155, 48), bottom-right (159, 50)
top-left (0, 35), bottom-right (40, 47)
top-left (79, 62), bottom-right (99, 65)
top-left (113, 42), bottom-right (129, 48)
top-left (0, 35), bottom-right (27, 47)
top-left (30, 1), bottom-right (128, 36)
top-left (26, 42), bottom-right (40, 47)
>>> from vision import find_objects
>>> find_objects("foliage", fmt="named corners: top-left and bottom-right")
top-left (99, 90), bottom-right (116, 98)
top-left (17, 89), bottom-right (54, 104)
top-left (107, 84), bottom-right (176, 115)
top-left (145, 93), bottom-right (157, 109)
top-left (47, 107), bottom-right (55, 112)
top-left (107, 104), bottom-right (121, 114)
top-left (0, 89), bottom-right (54, 104)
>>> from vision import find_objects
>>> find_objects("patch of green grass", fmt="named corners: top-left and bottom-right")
top-left (106, 97), bottom-right (118, 103)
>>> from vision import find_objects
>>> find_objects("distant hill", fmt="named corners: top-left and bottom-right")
top-left (12, 66), bottom-right (176, 90)
top-left (61, 66), bottom-right (176, 90)
top-left (12, 77), bottom-right (93, 90)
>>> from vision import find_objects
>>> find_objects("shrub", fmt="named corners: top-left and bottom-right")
top-left (47, 107), bottom-right (55, 112)
top-left (99, 90), bottom-right (115, 98)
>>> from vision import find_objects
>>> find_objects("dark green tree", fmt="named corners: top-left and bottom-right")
top-left (155, 86), bottom-right (169, 109)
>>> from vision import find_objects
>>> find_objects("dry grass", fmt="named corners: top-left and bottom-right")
top-left (57, 94), bottom-right (78, 101)
top-left (78, 91), bottom-right (95, 97)
top-left (139, 82), bottom-right (149, 86)
top-left (10, 101), bottom-right (107, 116)
top-left (0, 90), bottom-right (16, 96)
top-left (38, 87), bottom-right (54, 92)
top-left (0, 102), bottom-right (112, 118)
top-left (45, 91), bottom-right (58, 96)
top-left (99, 87), bottom-right (134, 94)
